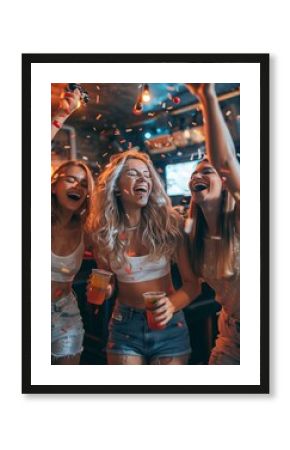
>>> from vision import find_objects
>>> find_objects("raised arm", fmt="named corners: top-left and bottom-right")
top-left (51, 87), bottom-right (81, 140)
top-left (186, 83), bottom-right (240, 201)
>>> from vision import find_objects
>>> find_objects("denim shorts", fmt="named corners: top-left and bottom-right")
top-left (107, 302), bottom-right (192, 360)
top-left (51, 291), bottom-right (85, 359)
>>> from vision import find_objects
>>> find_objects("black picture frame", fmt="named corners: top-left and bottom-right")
top-left (22, 53), bottom-right (269, 394)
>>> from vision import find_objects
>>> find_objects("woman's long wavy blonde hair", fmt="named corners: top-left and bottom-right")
top-left (87, 150), bottom-right (182, 267)
top-left (51, 160), bottom-right (95, 226)
top-left (188, 161), bottom-right (239, 279)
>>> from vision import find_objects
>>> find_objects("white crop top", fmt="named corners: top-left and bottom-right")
top-left (110, 254), bottom-right (170, 283)
top-left (51, 236), bottom-right (84, 283)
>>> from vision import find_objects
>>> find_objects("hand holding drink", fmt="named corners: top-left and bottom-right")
top-left (142, 291), bottom-right (167, 330)
top-left (87, 269), bottom-right (113, 305)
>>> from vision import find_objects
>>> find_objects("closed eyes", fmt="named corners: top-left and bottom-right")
top-left (61, 175), bottom-right (88, 188)
top-left (126, 169), bottom-right (151, 178)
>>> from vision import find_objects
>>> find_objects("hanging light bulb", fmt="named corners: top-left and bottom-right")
top-left (133, 99), bottom-right (143, 115)
top-left (142, 84), bottom-right (151, 103)
top-left (133, 86), bottom-right (143, 115)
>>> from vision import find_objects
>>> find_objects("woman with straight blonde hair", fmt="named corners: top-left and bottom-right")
top-left (88, 150), bottom-right (200, 365)
top-left (186, 83), bottom-right (240, 365)
top-left (51, 88), bottom-right (95, 364)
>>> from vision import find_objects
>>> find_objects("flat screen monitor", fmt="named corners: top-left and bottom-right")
top-left (165, 160), bottom-right (199, 196)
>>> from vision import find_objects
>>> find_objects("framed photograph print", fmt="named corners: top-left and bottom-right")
top-left (22, 53), bottom-right (269, 394)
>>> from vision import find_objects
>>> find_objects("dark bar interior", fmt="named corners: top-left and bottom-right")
top-left (51, 82), bottom-right (240, 365)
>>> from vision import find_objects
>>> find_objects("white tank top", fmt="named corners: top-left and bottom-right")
top-left (110, 254), bottom-right (170, 283)
top-left (51, 236), bottom-right (84, 282)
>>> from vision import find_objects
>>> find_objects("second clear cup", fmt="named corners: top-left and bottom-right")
top-left (142, 291), bottom-right (166, 330)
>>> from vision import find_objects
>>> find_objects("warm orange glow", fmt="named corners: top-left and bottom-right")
top-left (133, 101), bottom-right (143, 115)
top-left (142, 84), bottom-right (151, 103)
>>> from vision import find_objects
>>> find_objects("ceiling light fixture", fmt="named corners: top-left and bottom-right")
top-left (142, 84), bottom-right (151, 103)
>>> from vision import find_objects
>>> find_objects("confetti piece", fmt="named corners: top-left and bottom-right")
top-left (148, 112), bottom-right (155, 117)
top-left (172, 96), bottom-right (181, 104)
top-left (125, 265), bottom-right (132, 274)
top-left (64, 145), bottom-right (71, 149)
top-left (119, 231), bottom-right (127, 240)
top-left (225, 110), bottom-right (232, 116)
top-left (54, 288), bottom-right (63, 297)
top-left (162, 102), bottom-right (167, 109)
top-left (102, 152), bottom-right (108, 157)
top-left (177, 321), bottom-right (184, 328)
top-left (184, 218), bottom-right (193, 234)
top-left (197, 148), bottom-right (203, 159)
top-left (86, 135), bottom-right (91, 139)
top-left (96, 85), bottom-right (100, 90)
top-left (167, 93), bottom-right (173, 100)
top-left (161, 154), bottom-right (166, 158)
top-left (168, 121), bottom-right (173, 127)
top-left (96, 94), bottom-right (100, 104)
top-left (123, 188), bottom-right (130, 194)
top-left (177, 151), bottom-right (183, 156)
top-left (157, 167), bottom-right (163, 174)
top-left (96, 113), bottom-right (102, 120)
top-left (60, 267), bottom-right (70, 273)
top-left (166, 106), bottom-right (174, 111)
top-left (125, 128), bottom-right (133, 132)
top-left (190, 153), bottom-right (194, 161)
top-left (82, 156), bottom-right (88, 161)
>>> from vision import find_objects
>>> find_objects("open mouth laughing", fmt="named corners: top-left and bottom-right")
top-left (66, 191), bottom-right (82, 201)
top-left (133, 184), bottom-right (148, 195)
top-left (191, 181), bottom-right (209, 192)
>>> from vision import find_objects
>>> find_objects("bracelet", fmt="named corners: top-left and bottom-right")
top-left (52, 119), bottom-right (62, 129)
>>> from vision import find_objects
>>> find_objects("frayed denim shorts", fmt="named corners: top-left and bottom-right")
top-left (51, 291), bottom-right (85, 359)
top-left (107, 302), bottom-right (192, 360)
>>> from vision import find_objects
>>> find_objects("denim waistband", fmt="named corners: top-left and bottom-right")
top-left (115, 301), bottom-right (183, 321)
top-left (51, 291), bottom-right (75, 312)
top-left (115, 302), bottom-right (145, 319)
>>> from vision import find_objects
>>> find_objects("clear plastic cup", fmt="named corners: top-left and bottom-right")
top-left (87, 269), bottom-right (112, 305)
top-left (142, 291), bottom-right (166, 330)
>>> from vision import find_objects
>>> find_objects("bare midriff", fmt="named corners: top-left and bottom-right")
top-left (51, 281), bottom-right (73, 302)
top-left (118, 273), bottom-right (175, 308)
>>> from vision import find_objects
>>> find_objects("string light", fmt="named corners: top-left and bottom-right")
top-left (142, 84), bottom-right (151, 103)
top-left (133, 86), bottom-right (143, 115)
top-left (133, 100), bottom-right (143, 115)
top-left (133, 83), bottom-right (151, 114)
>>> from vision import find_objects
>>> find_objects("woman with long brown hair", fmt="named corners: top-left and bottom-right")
top-left (186, 83), bottom-right (240, 364)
